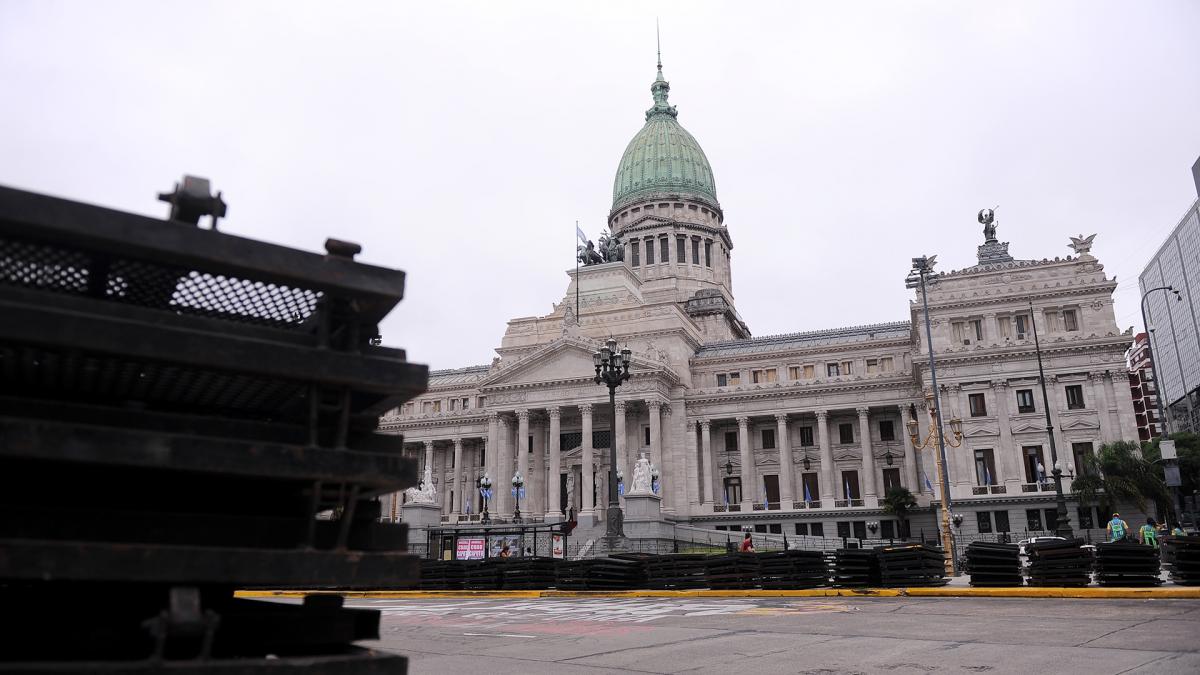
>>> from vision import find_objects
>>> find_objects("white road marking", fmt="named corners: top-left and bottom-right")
top-left (462, 632), bottom-right (538, 638)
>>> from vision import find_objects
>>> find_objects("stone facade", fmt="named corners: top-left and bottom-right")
top-left (378, 61), bottom-right (1140, 542)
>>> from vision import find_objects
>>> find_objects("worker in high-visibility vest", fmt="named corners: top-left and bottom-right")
top-left (1139, 517), bottom-right (1159, 549)
top-left (1107, 512), bottom-right (1130, 543)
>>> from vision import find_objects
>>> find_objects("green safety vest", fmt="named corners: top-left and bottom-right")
top-left (1109, 519), bottom-right (1127, 540)
top-left (1141, 525), bottom-right (1158, 548)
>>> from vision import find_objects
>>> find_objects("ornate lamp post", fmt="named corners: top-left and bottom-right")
top-left (1028, 299), bottom-right (1072, 538)
top-left (906, 250), bottom-right (964, 575)
top-left (594, 337), bottom-right (632, 543)
top-left (479, 474), bottom-right (492, 525)
top-left (650, 464), bottom-right (660, 493)
top-left (511, 471), bottom-right (524, 522)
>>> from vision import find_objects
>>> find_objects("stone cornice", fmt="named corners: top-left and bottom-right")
top-left (692, 336), bottom-right (911, 367)
top-left (912, 333), bottom-right (1133, 366)
top-left (684, 374), bottom-right (922, 408)
top-left (615, 213), bottom-right (734, 249)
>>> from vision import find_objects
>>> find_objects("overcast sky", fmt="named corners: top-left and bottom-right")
top-left (3, 1), bottom-right (1199, 370)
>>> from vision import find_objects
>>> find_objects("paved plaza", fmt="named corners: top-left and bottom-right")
top-left (353, 596), bottom-right (1200, 674)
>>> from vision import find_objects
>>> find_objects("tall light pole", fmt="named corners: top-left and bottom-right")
top-left (1140, 285), bottom-right (1183, 437)
top-left (594, 337), bottom-right (632, 544)
top-left (906, 255), bottom-right (963, 575)
top-left (1028, 299), bottom-right (1072, 538)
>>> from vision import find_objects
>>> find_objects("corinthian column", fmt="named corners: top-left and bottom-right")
top-left (776, 413), bottom-right (793, 504)
top-left (897, 405), bottom-right (919, 493)
top-left (452, 437), bottom-right (464, 516)
top-left (516, 409), bottom-right (530, 481)
top-left (737, 416), bottom-right (754, 508)
top-left (615, 400), bottom-right (628, 496)
top-left (700, 419), bottom-right (715, 504)
top-left (581, 403), bottom-right (595, 517)
top-left (858, 407), bottom-right (877, 506)
top-left (547, 407), bottom-right (562, 519)
top-left (817, 411), bottom-right (835, 505)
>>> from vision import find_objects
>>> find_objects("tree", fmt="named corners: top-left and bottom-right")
top-left (1072, 441), bottom-right (1171, 516)
top-left (881, 486), bottom-right (918, 539)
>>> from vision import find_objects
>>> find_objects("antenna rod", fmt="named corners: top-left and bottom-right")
top-left (656, 18), bottom-right (662, 70)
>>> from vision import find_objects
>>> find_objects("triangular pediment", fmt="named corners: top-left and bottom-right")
top-left (479, 338), bottom-right (674, 390)
top-left (1062, 417), bottom-right (1100, 430)
top-left (964, 425), bottom-right (999, 438)
top-left (1011, 421), bottom-right (1045, 434)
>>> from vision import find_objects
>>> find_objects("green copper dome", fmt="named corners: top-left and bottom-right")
top-left (611, 64), bottom-right (718, 211)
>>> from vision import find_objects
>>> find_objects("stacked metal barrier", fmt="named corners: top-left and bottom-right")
top-left (0, 181), bottom-right (427, 672)
top-left (877, 544), bottom-right (947, 587)
top-left (964, 542), bottom-right (1022, 587)
top-left (1094, 542), bottom-right (1162, 586)
top-left (1025, 539), bottom-right (1093, 587)
top-left (1165, 535), bottom-right (1200, 585)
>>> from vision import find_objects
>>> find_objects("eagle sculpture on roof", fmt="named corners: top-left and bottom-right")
top-left (1069, 234), bottom-right (1096, 257)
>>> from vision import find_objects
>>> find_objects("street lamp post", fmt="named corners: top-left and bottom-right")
top-left (594, 337), bottom-right (632, 544)
top-left (906, 254), bottom-right (965, 575)
top-left (479, 474), bottom-right (492, 525)
top-left (1140, 285), bottom-right (1183, 437)
top-left (511, 471), bottom-right (524, 522)
top-left (1028, 299), bottom-right (1073, 538)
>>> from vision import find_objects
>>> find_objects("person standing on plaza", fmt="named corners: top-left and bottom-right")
top-left (1107, 512), bottom-right (1130, 543)
top-left (739, 532), bottom-right (755, 553)
top-left (1139, 518), bottom-right (1159, 549)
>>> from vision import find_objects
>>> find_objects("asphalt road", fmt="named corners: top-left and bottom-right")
top-left (353, 596), bottom-right (1200, 674)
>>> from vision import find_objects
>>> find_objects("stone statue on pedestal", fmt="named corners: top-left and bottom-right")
top-left (404, 466), bottom-right (437, 504)
top-left (629, 454), bottom-right (653, 495)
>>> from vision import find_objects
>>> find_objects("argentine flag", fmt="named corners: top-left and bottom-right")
top-left (803, 482), bottom-right (813, 504)
top-left (923, 471), bottom-right (934, 492)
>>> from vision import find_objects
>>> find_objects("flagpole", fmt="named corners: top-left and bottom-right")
top-left (575, 220), bottom-right (580, 322)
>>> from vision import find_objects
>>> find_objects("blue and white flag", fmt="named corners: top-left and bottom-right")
top-left (923, 471), bottom-right (934, 492)
top-left (618, 482), bottom-right (624, 496)
top-left (1036, 464), bottom-right (1046, 482)
top-left (511, 486), bottom-right (526, 499)
top-left (480, 487), bottom-right (493, 500)
top-left (763, 481), bottom-right (770, 509)
top-left (723, 489), bottom-right (730, 505)
top-left (984, 465), bottom-right (992, 486)
top-left (803, 482), bottom-right (813, 504)
top-left (576, 224), bottom-right (588, 245)
top-left (464, 497), bottom-right (472, 514)
top-left (844, 479), bottom-right (852, 500)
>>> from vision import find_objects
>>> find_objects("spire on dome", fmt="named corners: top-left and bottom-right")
top-left (647, 21), bottom-right (676, 120)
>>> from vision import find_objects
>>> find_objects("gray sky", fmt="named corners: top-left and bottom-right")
top-left (3, 1), bottom-right (1199, 370)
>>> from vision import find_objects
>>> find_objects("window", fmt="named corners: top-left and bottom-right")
top-left (882, 468), bottom-right (901, 492)
top-left (853, 521), bottom-right (867, 540)
top-left (1077, 506), bottom-right (1094, 530)
top-left (838, 423), bottom-right (854, 444)
top-left (477, 396), bottom-right (486, 408)
top-left (751, 368), bottom-right (777, 384)
top-left (1044, 509), bottom-right (1058, 532)
top-left (971, 319), bottom-right (983, 342)
top-left (764, 474), bottom-right (780, 506)
top-left (728, 372), bottom-right (741, 386)
top-left (659, 238), bottom-right (669, 263)
top-left (723, 476), bottom-right (742, 504)
top-left (461, 398), bottom-right (470, 410)
top-left (867, 359), bottom-right (879, 374)
top-left (969, 393), bottom-right (987, 417)
top-left (841, 470), bottom-right (860, 499)
top-left (754, 524), bottom-right (767, 533)
top-left (810, 522), bottom-right (824, 537)
top-left (761, 428), bottom-right (776, 450)
top-left (880, 357), bottom-right (894, 373)
top-left (974, 448), bottom-right (997, 485)
top-left (432, 400), bottom-right (441, 413)
top-left (768, 523), bottom-right (782, 534)
top-left (994, 510), bottom-right (1010, 533)
top-left (704, 240), bottom-right (712, 267)
top-left (1022, 446), bottom-right (1045, 483)
top-left (716, 373), bottom-right (727, 387)
top-left (677, 236), bottom-right (686, 263)
top-left (827, 363), bottom-right (840, 377)
top-left (997, 316), bottom-right (1012, 340)
top-left (422, 401), bottom-right (432, 414)
top-left (449, 399), bottom-right (458, 411)
top-left (977, 511), bottom-right (993, 534)
top-left (1066, 384), bottom-right (1085, 409)
top-left (788, 365), bottom-right (801, 380)
top-left (1016, 389), bottom-right (1035, 413)
top-left (799, 426), bottom-right (815, 447)
top-left (1063, 309), bottom-right (1078, 332)
top-left (795, 523), bottom-right (808, 536)
top-left (837, 521), bottom-right (851, 538)
top-left (752, 369), bottom-right (762, 383)
top-left (1072, 442), bottom-right (1094, 476)
top-left (480, 445), bottom-right (486, 466)
top-left (724, 431), bottom-right (738, 453)
top-left (765, 368), bottom-right (777, 383)
top-left (840, 360), bottom-right (853, 375)
top-left (881, 520), bottom-right (896, 539)
top-left (1015, 314), bottom-right (1029, 339)
top-left (1026, 509), bottom-right (1043, 531)
top-left (801, 473), bottom-right (819, 502)
top-left (631, 241), bottom-right (640, 267)
top-left (879, 420), bottom-right (895, 442)
top-left (692, 238), bottom-right (700, 264)
top-left (803, 364), bottom-right (815, 379)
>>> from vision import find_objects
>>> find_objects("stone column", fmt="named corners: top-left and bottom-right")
top-left (515, 409), bottom-right (529, 478)
top-left (700, 419), bottom-right (715, 505)
top-left (440, 448), bottom-right (451, 514)
top-left (547, 407), bottom-right (562, 519)
top-left (897, 405), bottom-right (920, 493)
top-left (990, 382), bottom-right (1018, 487)
top-left (452, 437), bottom-right (464, 515)
top-left (497, 416), bottom-right (511, 515)
top-left (581, 403), bottom-right (595, 518)
top-left (423, 440), bottom-right (434, 478)
top-left (737, 416), bottom-right (754, 508)
top-left (817, 411), bottom-right (835, 504)
top-left (532, 417), bottom-right (546, 517)
top-left (1091, 372), bottom-right (1114, 443)
top-left (615, 400), bottom-right (628, 497)
top-left (685, 419), bottom-right (698, 504)
top-left (486, 413), bottom-right (499, 484)
top-left (858, 407), bottom-right (877, 506)
top-left (648, 400), bottom-right (663, 476)
top-left (775, 413), bottom-right (793, 504)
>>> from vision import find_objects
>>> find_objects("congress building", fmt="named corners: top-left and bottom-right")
top-left (379, 59), bottom-right (1140, 544)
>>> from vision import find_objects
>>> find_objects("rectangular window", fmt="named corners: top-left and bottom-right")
top-left (795, 523), bottom-right (808, 536)
top-left (803, 364), bottom-right (815, 379)
top-left (480, 446), bottom-right (487, 466)
top-left (880, 356), bottom-right (894, 372)
top-left (692, 238), bottom-right (700, 264)
top-left (677, 236), bottom-right (686, 263)
top-left (432, 400), bottom-right (441, 413)
top-left (645, 426), bottom-right (652, 446)
top-left (838, 423), bottom-right (854, 444)
top-left (725, 430), bottom-right (738, 453)
top-left (881, 520), bottom-right (896, 539)
top-left (788, 365), bottom-right (801, 380)
top-left (645, 238), bottom-right (654, 264)
top-left (853, 521), bottom-right (867, 540)
top-left (867, 359), bottom-right (879, 374)
top-left (1063, 309), bottom-right (1078, 332)
top-left (764, 474), bottom-right (780, 506)
top-left (768, 523), bottom-right (782, 534)
top-left (704, 240), bottom-right (712, 267)
top-left (1072, 442), bottom-right (1094, 476)
top-left (837, 521), bottom-right (851, 538)
top-left (974, 448), bottom-right (997, 485)
top-left (754, 524), bottom-right (767, 534)
top-left (799, 426), bottom-right (815, 447)
top-left (994, 510), bottom-right (1010, 533)
top-left (462, 397), bottom-right (470, 409)
top-left (761, 428), bottom-right (776, 450)
top-left (977, 511), bottom-right (993, 534)
top-left (631, 241), bottom-right (640, 267)
top-left (827, 363), bottom-right (840, 377)
top-left (972, 319), bottom-right (984, 342)
top-left (1026, 509), bottom-right (1043, 531)
top-left (422, 401), bottom-right (432, 414)
top-left (1066, 384), bottom-right (1085, 409)
top-left (1015, 314), bottom-right (1029, 338)
top-left (723, 476), bottom-right (742, 504)
top-left (477, 396), bottom-right (486, 408)
top-left (764, 368), bottom-right (777, 383)
top-left (751, 369), bottom-right (763, 384)
top-left (1016, 389), bottom-right (1035, 414)
top-left (879, 420), bottom-right (895, 442)
top-left (659, 238), bottom-right (669, 263)
top-left (953, 321), bottom-right (966, 345)
top-left (1023, 446), bottom-right (1045, 483)
top-left (841, 470), bottom-right (860, 499)
top-left (969, 393), bottom-right (987, 417)
top-left (716, 373), bottom-right (727, 387)
top-left (882, 467), bottom-right (901, 492)
top-left (802, 473), bottom-right (819, 502)
top-left (810, 522), bottom-right (824, 537)
top-left (840, 360), bottom-right (853, 375)
top-left (1077, 506), bottom-right (1094, 530)
top-left (728, 372), bottom-right (740, 386)
top-left (997, 316), bottom-right (1012, 340)
top-left (449, 399), bottom-right (458, 411)
top-left (1044, 509), bottom-right (1058, 532)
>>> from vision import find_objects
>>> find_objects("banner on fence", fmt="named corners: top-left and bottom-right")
top-left (488, 534), bottom-right (522, 558)
top-left (455, 536), bottom-right (486, 560)
top-left (551, 533), bottom-right (565, 559)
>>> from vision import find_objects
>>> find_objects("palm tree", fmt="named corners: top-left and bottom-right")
top-left (881, 486), bottom-right (918, 539)
top-left (1072, 440), bottom-right (1170, 517)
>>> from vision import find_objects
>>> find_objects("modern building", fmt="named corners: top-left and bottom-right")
top-left (1139, 163), bottom-right (1200, 435)
top-left (379, 58), bottom-right (1141, 541)
top-left (1127, 333), bottom-right (1162, 441)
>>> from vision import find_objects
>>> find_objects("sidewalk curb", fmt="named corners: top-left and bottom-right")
top-left (235, 587), bottom-right (1200, 600)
